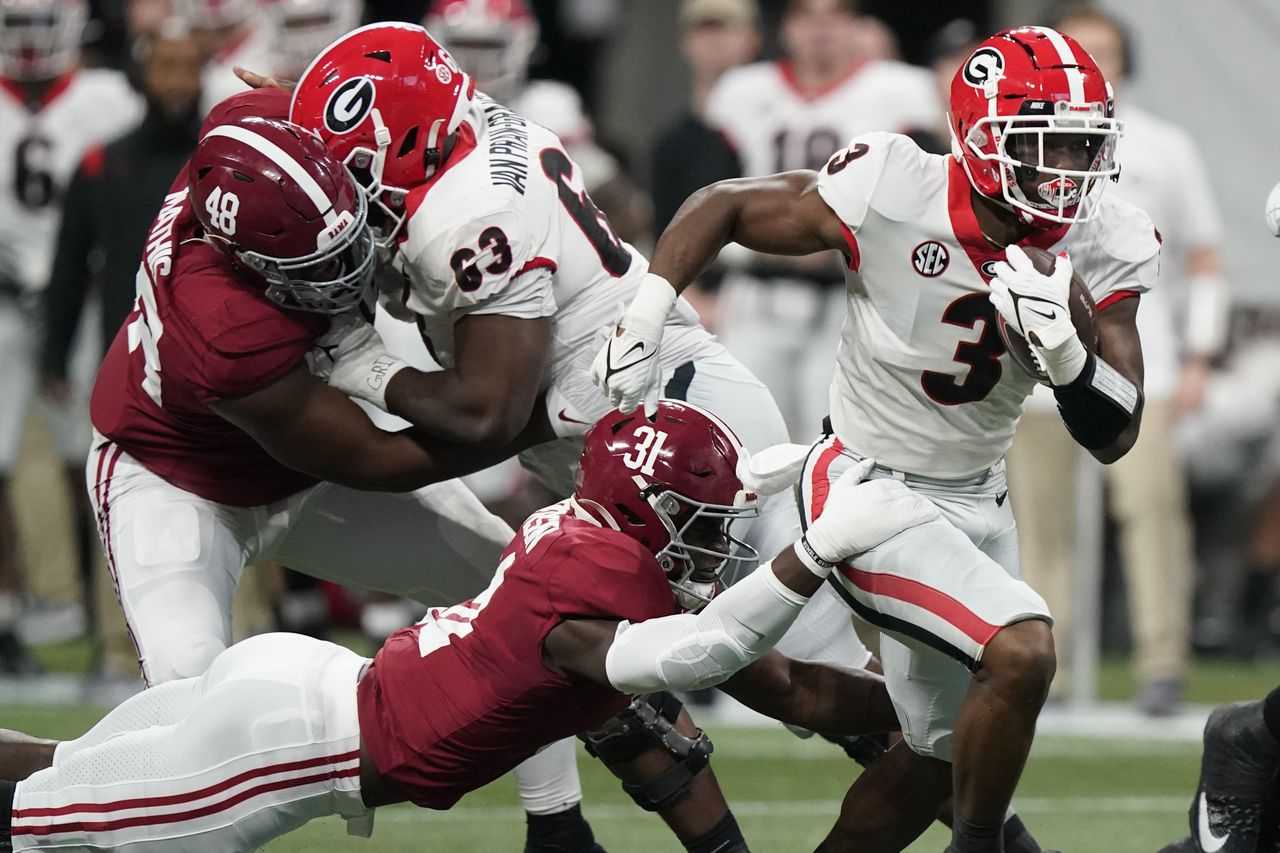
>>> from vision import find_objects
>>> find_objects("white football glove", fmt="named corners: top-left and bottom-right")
top-left (988, 244), bottom-right (1088, 386)
top-left (736, 443), bottom-right (811, 497)
top-left (306, 310), bottom-right (409, 410)
top-left (590, 273), bottom-right (677, 416)
top-left (800, 459), bottom-right (941, 571)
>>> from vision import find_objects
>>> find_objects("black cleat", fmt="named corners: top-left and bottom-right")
top-left (1185, 701), bottom-right (1280, 853)
top-left (523, 804), bottom-right (606, 853)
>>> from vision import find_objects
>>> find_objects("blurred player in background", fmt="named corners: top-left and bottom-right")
top-left (600, 26), bottom-right (1157, 853)
top-left (269, 0), bottom-right (364, 83)
top-left (1005, 3), bottom-right (1228, 715)
top-left (176, 0), bottom-right (272, 114)
top-left (703, 0), bottom-right (938, 441)
top-left (0, 0), bottom-right (142, 673)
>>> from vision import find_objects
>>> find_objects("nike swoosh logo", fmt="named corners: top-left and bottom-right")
top-left (1026, 307), bottom-right (1058, 321)
top-left (622, 340), bottom-right (646, 361)
top-left (1198, 791), bottom-right (1230, 852)
top-left (557, 408), bottom-right (590, 425)
top-left (603, 338), bottom-right (657, 382)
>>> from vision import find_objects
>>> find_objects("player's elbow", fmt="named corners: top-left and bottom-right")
top-left (1091, 407), bottom-right (1143, 465)
top-left (469, 401), bottom-right (527, 450)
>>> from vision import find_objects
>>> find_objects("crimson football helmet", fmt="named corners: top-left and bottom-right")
top-left (289, 22), bottom-right (475, 249)
top-left (949, 26), bottom-right (1121, 226)
top-left (189, 116), bottom-right (376, 314)
top-left (0, 0), bottom-right (85, 82)
top-left (424, 0), bottom-right (537, 102)
top-left (574, 401), bottom-right (759, 610)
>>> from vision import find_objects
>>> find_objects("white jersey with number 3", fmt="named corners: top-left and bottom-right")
top-left (391, 95), bottom-right (714, 418)
top-left (0, 70), bottom-right (142, 292)
top-left (816, 132), bottom-right (1161, 478)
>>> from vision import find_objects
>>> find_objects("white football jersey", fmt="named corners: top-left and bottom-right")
top-left (816, 132), bottom-right (1162, 478)
top-left (706, 59), bottom-right (938, 177)
top-left (393, 96), bottom-right (714, 419)
top-left (0, 70), bottom-right (142, 292)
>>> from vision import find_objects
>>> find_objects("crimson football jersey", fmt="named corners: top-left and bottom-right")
top-left (357, 500), bottom-right (679, 809)
top-left (89, 89), bottom-right (328, 506)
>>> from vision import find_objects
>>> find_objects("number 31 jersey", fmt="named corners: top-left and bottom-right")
top-left (390, 95), bottom-right (713, 414)
top-left (817, 132), bottom-right (1161, 478)
top-left (0, 70), bottom-right (142, 292)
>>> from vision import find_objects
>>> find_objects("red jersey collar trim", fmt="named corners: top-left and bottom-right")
top-left (946, 156), bottom-right (1070, 280)
top-left (776, 58), bottom-right (866, 102)
top-left (0, 70), bottom-right (75, 111)
top-left (400, 121), bottom-right (480, 233)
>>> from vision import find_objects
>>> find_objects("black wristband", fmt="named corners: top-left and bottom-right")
top-left (1052, 352), bottom-right (1141, 450)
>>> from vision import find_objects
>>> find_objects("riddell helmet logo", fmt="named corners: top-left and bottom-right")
top-left (963, 47), bottom-right (1005, 89)
top-left (912, 241), bottom-right (950, 277)
top-left (324, 77), bottom-right (377, 135)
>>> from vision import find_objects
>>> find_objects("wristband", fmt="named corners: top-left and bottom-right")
top-left (793, 538), bottom-right (836, 580)
top-left (625, 273), bottom-right (678, 330)
top-left (1052, 352), bottom-right (1141, 450)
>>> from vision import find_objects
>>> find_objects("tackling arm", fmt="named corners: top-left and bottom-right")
top-left (212, 364), bottom-right (540, 491)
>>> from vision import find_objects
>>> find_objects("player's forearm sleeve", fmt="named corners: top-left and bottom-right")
top-left (604, 561), bottom-right (810, 693)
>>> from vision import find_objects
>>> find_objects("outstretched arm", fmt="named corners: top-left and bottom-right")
top-left (212, 364), bottom-right (546, 491)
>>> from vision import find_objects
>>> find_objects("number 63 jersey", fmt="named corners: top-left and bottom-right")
top-left (388, 95), bottom-right (711, 407)
top-left (817, 132), bottom-right (1161, 479)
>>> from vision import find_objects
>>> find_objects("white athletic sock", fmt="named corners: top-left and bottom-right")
top-left (514, 737), bottom-right (583, 816)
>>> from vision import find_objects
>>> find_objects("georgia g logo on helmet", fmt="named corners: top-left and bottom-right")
top-left (323, 76), bottom-right (377, 135)
top-left (963, 47), bottom-right (1005, 89)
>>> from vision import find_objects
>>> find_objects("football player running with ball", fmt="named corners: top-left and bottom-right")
top-left (598, 26), bottom-right (1159, 853)
top-left (0, 402), bottom-right (916, 853)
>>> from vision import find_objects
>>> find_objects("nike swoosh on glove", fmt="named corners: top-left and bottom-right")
top-left (591, 273), bottom-right (677, 416)
top-left (988, 244), bottom-right (1088, 385)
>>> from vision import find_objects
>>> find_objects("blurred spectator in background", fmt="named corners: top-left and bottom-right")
top-left (176, 0), bottom-right (270, 114)
top-left (126, 0), bottom-right (173, 41)
top-left (269, 0), bottom-right (364, 82)
top-left (702, 0), bottom-right (936, 441)
top-left (649, 0), bottom-right (760, 328)
top-left (0, 0), bottom-right (142, 673)
top-left (909, 18), bottom-right (979, 155)
top-left (651, 0), bottom-right (756, 237)
top-left (1006, 4), bottom-right (1229, 715)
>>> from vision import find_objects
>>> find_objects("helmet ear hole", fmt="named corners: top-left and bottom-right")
top-left (396, 126), bottom-right (419, 158)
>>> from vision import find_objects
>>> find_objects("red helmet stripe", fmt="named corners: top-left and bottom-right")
top-left (204, 124), bottom-right (338, 224)
top-left (1031, 26), bottom-right (1086, 103)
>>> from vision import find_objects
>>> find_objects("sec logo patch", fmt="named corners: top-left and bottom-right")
top-left (912, 241), bottom-right (950, 277)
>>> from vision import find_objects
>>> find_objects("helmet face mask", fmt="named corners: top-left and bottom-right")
top-left (0, 0), bottom-right (85, 81)
top-left (648, 485), bottom-right (759, 611)
top-left (236, 190), bottom-right (377, 315)
top-left (949, 26), bottom-right (1123, 227)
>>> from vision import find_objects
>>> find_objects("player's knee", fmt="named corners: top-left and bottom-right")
top-left (984, 618), bottom-right (1056, 702)
top-left (145, 634), bottom-right (226, 684)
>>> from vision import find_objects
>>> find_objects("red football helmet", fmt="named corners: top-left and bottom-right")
top-left (574, 401), bottom-right (759, 610)
top-left (0, 0), bottom-right (85, 81)
top-left (189, 115), bottom-right (376, 314)
top-left (289, 22), bottom-right (475, 249)
top-left (424, 0), bottom-right (537, 102)
top-left (949, 26), bottom-right (1121, 226)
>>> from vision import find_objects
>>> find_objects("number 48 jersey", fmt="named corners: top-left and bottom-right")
top-left (390, 96), bottom-right (712, 413)
top-left (817, 132), bottom-right (1161, 478)
top-left (0, 70), bottom-right (142, 292)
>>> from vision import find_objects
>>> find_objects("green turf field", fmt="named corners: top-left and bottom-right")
top-left (8, 656), bottom-right (1277, 851)
top-left (0, 706), bottom-right (1202, 852)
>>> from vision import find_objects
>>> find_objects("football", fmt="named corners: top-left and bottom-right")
top-left (995, 246), bottom-right (1099, 384)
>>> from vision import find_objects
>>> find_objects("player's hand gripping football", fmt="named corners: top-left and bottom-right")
top-left (590, 273), bottom-right (678, 417)
top-left (988, 245), bottom-right (1087, 385)
top-left (801, 460), bottom-right (940, 567)
top-left (306, 309), bottom-right (408, 410)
